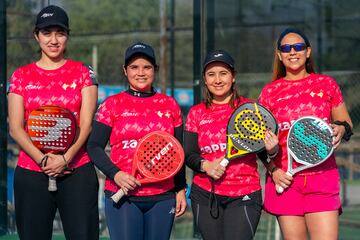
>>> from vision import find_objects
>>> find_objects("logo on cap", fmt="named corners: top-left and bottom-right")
top-left (41, 13), bottom-right (54, 18)
top-left (132, 44), bottom-right (146, 49)
top-left (214, 53), bottom-right (223, 58)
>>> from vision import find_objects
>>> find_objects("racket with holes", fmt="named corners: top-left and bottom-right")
top-left (276, 116), bottom-right (334, 193)
top-left (111, 131), bottom-right (184, 203)
top-left (220, 102), bottom-right (278, 167)
top-left (27, 105), bottom-right (77, 191)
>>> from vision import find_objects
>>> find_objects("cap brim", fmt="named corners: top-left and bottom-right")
top-left (203, 59), bottom-right (234, 72)
top-left (36, 22), bottom-right (69, 31)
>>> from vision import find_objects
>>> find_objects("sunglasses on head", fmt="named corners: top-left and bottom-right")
top-left (279, 43), bottom-right (307, 53)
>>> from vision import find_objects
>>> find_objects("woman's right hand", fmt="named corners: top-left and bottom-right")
top-left (271, 167), bottom-right (293, 192)
top-left (202, 158), bottom-right (226, 180)
top-left (114, 171), bottom-right (141, 195)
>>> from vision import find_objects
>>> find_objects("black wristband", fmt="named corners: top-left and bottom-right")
top-left (333, 120), bottom-right (353, 141)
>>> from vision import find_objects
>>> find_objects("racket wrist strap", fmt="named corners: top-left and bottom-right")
top-left (333, 120), bottom-right (353, 141)
top-left (200, 160), bottom-right (206, 173)
top-left (269, 165), bottom-right (279, 176)
top-left (62, 155), bottom-right (71, 169)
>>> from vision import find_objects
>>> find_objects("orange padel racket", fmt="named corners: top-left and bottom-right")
top-left (27, 105), bottom-right (77, 191)
top-left (111, 131), bottom-right (184, 203)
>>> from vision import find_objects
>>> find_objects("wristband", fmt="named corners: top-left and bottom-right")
top-left (38, 155), bottom-right (48, 167)
top-left (267, 145), bottom-right (279, 159)
top-left (333, 120), bottom-right (353, 141)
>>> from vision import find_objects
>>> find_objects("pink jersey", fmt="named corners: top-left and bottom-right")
top-left (96, 91), bottom-right (183, 196)
top-left (259, 73), bottom-right (343, 174)
top-left (185, 97), bottom-right (261, 196)
top-left (8, 60), bottom-right (97, 172)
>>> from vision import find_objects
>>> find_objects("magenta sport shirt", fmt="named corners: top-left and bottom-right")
top-left (259, 73), bottom-right (344, 175)
top-left (96, 91), bottom-right (183, 196)
top-left (8, 60), bottom-right (98, 171)
top-left (186, 97), bottom-right (262, 197)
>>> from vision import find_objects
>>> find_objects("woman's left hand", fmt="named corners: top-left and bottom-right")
top-left (331, 123), bottom-right (345, 149)
top-left (175, 189), bottom-right (187, 217)
top-left (264, 129), bottom-right (279, 154)
top-left (42, 153), bottom-right (68, 177)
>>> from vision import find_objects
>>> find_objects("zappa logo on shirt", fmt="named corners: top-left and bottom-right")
top-left (201, 143), bottom-right (226, 154)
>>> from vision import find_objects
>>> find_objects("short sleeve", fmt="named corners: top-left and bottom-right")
top-left (81, 64), bottom-right (98, 88)
top-left (185, 106), bottom-right (200, 133)
top-left (95, 98), bottom-right (114, 127)
top-left (327, 76), bottom-right (344, 108)
top-left (8, 68), bottom-right (24, 96)
top-left (171, 98), bottom-right (183, 127)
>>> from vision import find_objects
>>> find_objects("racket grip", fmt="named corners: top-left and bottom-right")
top-left (276, 172), bottom-right (292, 194)
top-left (111, 189), bottom-right (125, 203)
top-left (220, 159), bottom-right (229, 167)
top-left (276, 185), bottom-right (284, 193)
top-left (48, 177), bottom-right (57, 191)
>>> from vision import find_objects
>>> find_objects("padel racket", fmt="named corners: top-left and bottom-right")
top-left (277, 116), bottom-right (334, 193)
top-left (220, 102), bottom-right (278, 167)
top-left (27, 105), bottom-right (77, 191)
top-left (111, 131), bottom-right (184, 203)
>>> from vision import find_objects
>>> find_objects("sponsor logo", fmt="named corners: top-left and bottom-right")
top-left (132, 44), bottom-right (146, 49)
top-left (310, 91), bottom-right (324, 98)
top-left (157, 111), bottom-right (171, 118)
top-left (25, 85), bottom-right (42, 90)
top-left (201, 143), bottom-right (226, 154)
top-left (242, 195), bottom-right (251, 201)
top-left (145, 142), bottom-right (174, 170)
top-left (214, 53), bottom-right (223, 58)
top-left (121, 112), bottom-right (139, 117)
top-left (199, 119), bottom-right (213, 126)
top-left (41, 13), bottom-right (54, 18)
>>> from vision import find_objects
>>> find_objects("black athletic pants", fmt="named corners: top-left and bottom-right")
top-left (14, 162), bottom-right (99, 240)
top-left (190, 184), bottom-right (262, 240)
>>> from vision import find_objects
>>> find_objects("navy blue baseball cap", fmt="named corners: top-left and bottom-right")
top-left (125, 42), bottom-right (157, 66)
top-left (203, 50), bottom-right (235, 73)
top-left (35, 5), bottom-right (69, 31)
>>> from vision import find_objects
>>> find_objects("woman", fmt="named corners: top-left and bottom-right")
top-left (87, 42), bottom-right (187, 240)
top-left (259, 28), bottom-right (353, 239)
top-left (8, 5), bottom-right (99, 240)
top-left (184, 50), bottom-right (278, 240)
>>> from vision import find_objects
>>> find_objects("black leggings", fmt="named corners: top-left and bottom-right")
top-left (190, 184), bottom-right (262, 240)
top-left (14, 163), bottom-right (99, 240)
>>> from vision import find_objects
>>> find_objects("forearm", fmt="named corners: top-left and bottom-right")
top-left (87, 121), bottom-right (120, 180)
top-left (184, 130), bottom-right (203, 172)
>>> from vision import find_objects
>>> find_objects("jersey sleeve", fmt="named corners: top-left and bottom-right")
top-left (8, 68), bottom-right (24, 96)
top-left (327, 76), bottom-right (344, 108)
top-left (170, 97), bottom-right (183, 127)
top-left (258, 84), bottom-right (271, 109)
top-left (185, 106), bottom-right (199, 133)
top-left (95, 98), bottom-right (114, 127)
top-left (81, 64), bottom-right (98, 88)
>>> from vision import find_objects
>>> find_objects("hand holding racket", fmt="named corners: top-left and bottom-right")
top-left (27, 105), bottom-right (77, 191)
top-left (220, 102), bottom-right (278, 167)
top-left (111, 131), bottom-right (184, 203)
top-left (276, 116), bottom-right (334, 193)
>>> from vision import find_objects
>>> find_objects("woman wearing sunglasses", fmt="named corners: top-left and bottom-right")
top-left (258, 28), bottom-right (353, 239)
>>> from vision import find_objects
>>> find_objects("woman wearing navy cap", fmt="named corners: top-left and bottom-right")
top-left (87, 42), bottom-right (187, 240)
top-left (8, 5), bottom-right (99, 240)
top-left (184, 49), bottom-right (278, 240)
